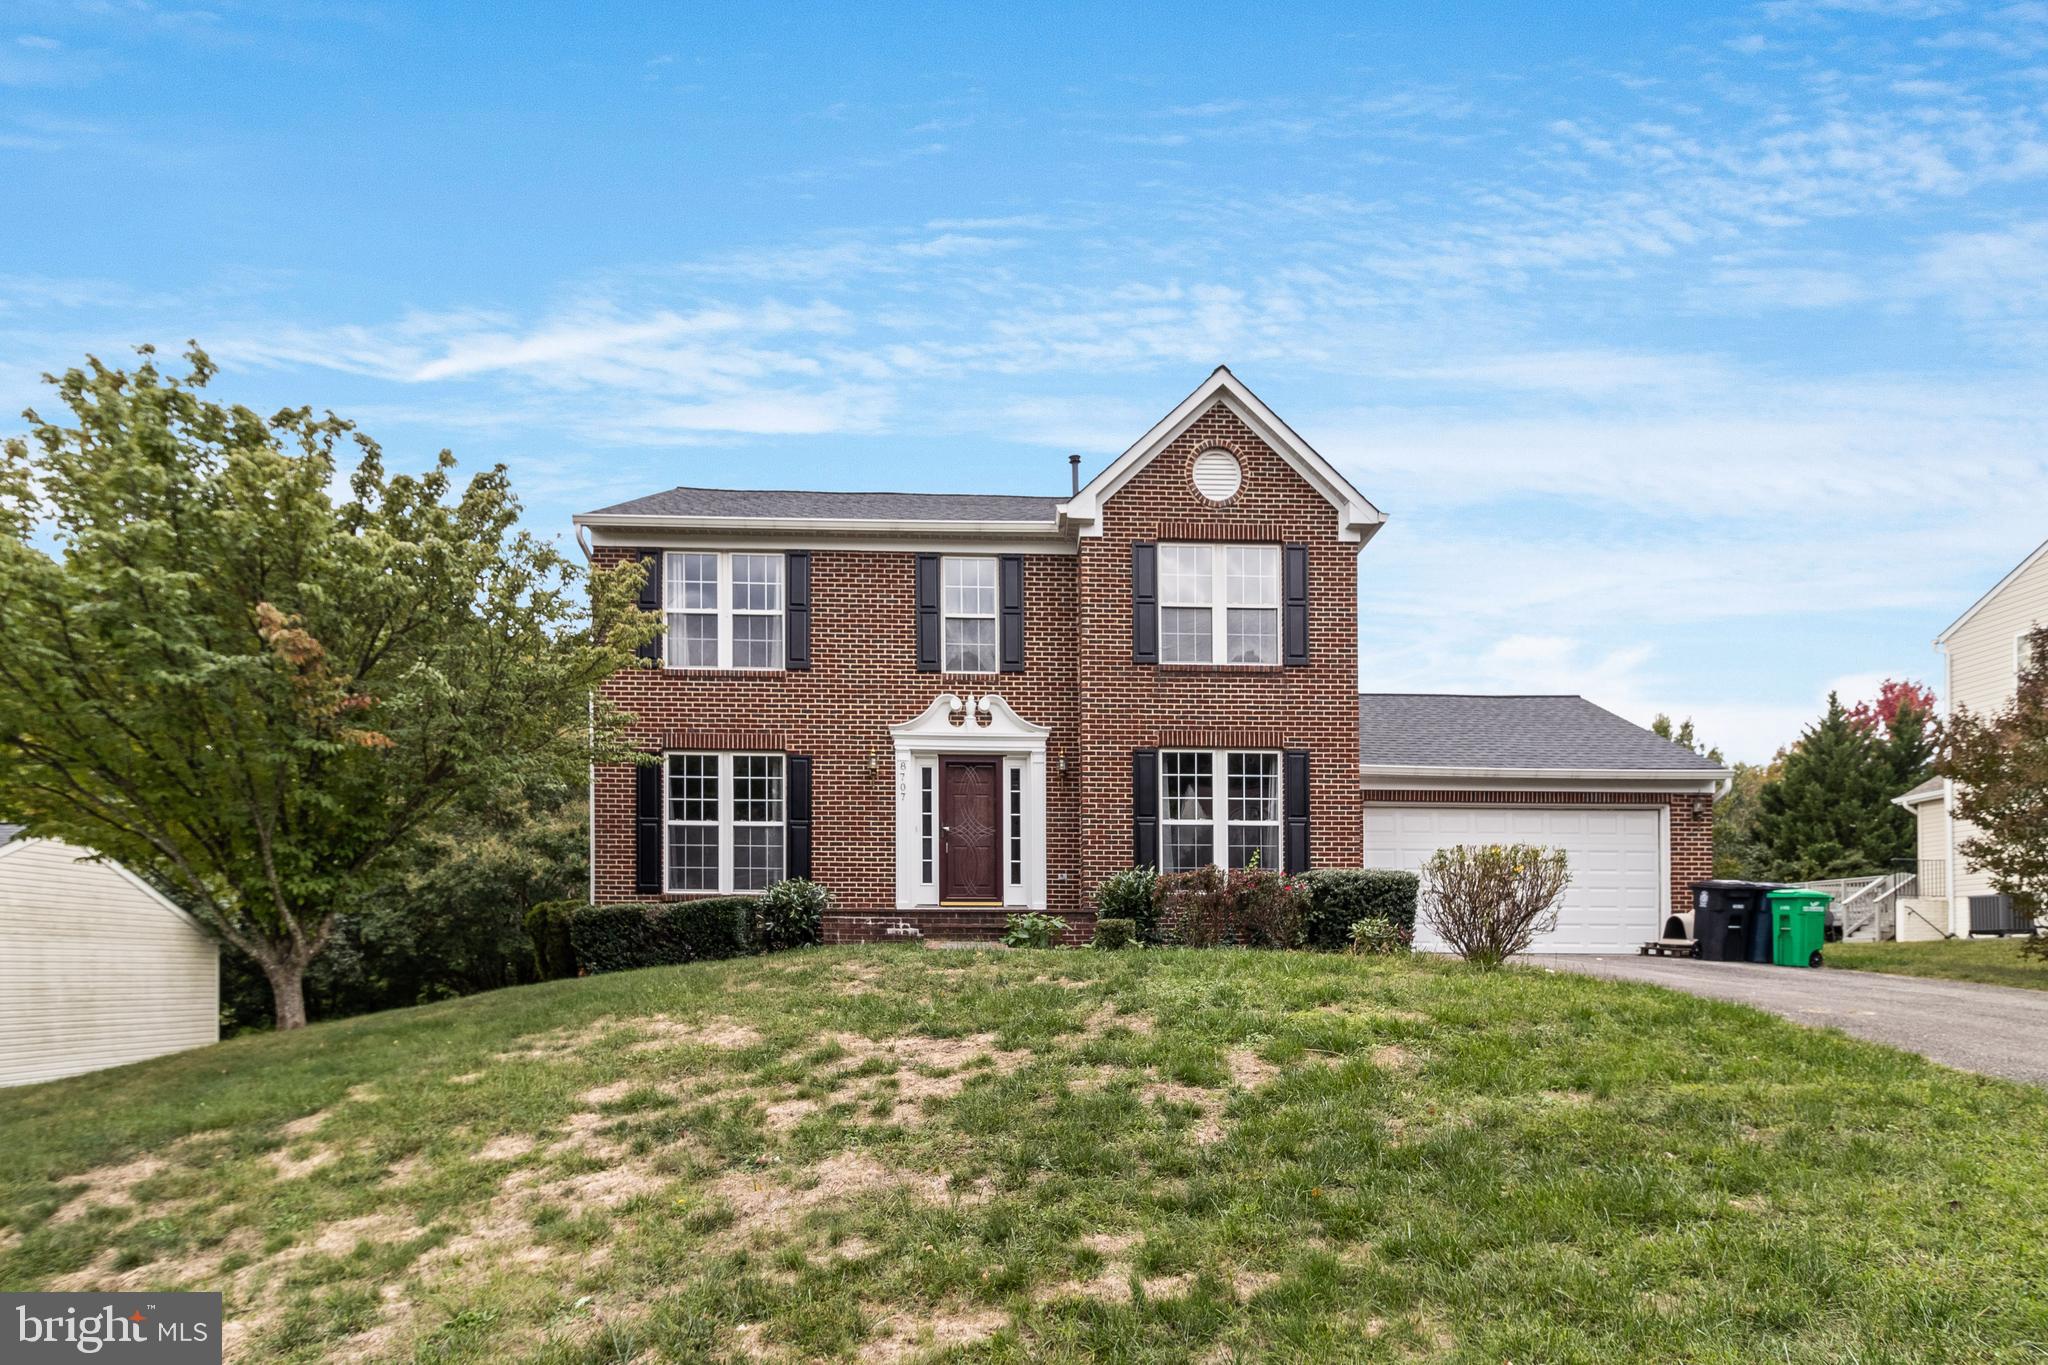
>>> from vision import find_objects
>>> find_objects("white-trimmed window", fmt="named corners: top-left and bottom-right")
top-left (2020, 629), bottom-right (2043, 683)
top-left (665, 752), bottom-right (785, 893)
top-left (1161, 749), bottom-right (1281, 873)
top-left (1008, 765), bottom-right (1024, 888)
top-left (942, 556), bottom-right (998, 673)
top-left (1158, 543), bottom-right (1280, 666)
top-left (663, 552), bottom-right (783, 670)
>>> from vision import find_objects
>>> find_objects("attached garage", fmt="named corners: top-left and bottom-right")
top-left (1358, 695), bottom-right (1727, 955)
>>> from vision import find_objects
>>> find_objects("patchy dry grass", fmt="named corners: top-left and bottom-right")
top-left (4, 947), bottom-right (2048, 1362)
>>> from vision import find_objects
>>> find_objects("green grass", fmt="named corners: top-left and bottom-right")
top-left (1828, 936), bottom-right (2048, 992)
top-left (5, 947), bottom-right (2048, 1363)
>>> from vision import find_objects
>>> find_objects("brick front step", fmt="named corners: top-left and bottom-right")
top-left (823, 909), bottom-right (1096, 946)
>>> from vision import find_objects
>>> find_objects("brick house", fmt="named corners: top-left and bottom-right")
top-left (576, 368), bottom-right (1724, 949)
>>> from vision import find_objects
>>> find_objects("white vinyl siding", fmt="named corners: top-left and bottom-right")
top-left (0, 839), bottom-right (218, 1088)
top-left (1943, 546), bottom-right (2048, 906)
top-left (663, 552), bottom-right (783, 670)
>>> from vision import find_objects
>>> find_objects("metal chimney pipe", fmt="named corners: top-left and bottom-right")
top-left (1069, 453), bottom-right (1081, 496)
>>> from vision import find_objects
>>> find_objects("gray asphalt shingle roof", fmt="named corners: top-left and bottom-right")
top-left (1896, 776), bottom-right (1944, 803)
top-left (581, 486), bottom-right (1063, 522)
top-left (0, 824), bottom-right (20, 848)
top-left (1358, 694), bottom-right (1727, 772)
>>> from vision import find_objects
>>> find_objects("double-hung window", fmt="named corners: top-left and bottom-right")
top-left (665, 752), bottom-right (785, 893)
top-left (941, 556), bottom-right (999, 673)
top-left (1160, 749), bottom-right (1281, 873)
top-left (1158, 544), bottom-right (1280, 665)
top-left (663, 552), bottom-right (784, 670)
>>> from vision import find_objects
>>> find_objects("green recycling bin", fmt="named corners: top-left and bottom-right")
top-left (1767, 890), bottom-right (1832, 968)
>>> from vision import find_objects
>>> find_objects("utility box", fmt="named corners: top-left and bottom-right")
top-left (1768, 890), bottom-right (1832, 969)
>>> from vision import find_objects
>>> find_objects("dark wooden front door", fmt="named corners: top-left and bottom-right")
top-left (940, 758), bottom-right (1001, 902)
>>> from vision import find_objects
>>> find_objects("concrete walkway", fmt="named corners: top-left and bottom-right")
top-left (1544, 954), bottom-right (2048, 1087)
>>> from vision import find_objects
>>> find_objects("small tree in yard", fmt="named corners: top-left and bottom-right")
top-left (0, 348), bottom-right (653, 1028)
top-left (1420, 843), bottom-right (1571, 968)
top-left (1942, 627), bottom-right (2048, 958)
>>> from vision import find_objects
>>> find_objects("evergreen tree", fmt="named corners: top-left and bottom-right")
top-left (1754, 693), bottom-right (1899, 879)
top-left (1753, 687), bottom-right (1925, 879)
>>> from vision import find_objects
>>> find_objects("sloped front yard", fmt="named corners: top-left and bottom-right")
top-left (3, 948), bottom-right (2046, 1362)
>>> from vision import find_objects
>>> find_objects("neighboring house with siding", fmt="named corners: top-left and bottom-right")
top-left (0, 825), bottom-right (219, 1087)
top-left (575, 367), bottom-right (1724, 951)
top-left (1895, 535), bottom-right (2048, 940)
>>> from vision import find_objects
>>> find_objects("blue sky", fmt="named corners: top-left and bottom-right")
top-left (5, 0), bottom-right (2047, 761)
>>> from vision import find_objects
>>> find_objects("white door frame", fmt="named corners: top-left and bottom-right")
top-left (891, 693), bottom-right (1049, 910)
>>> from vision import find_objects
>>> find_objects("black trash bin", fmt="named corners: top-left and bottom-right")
top-left (1690, 880), bottom-right (1779, 962)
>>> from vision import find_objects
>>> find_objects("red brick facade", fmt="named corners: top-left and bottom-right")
top-left (589, 397), bottom-right (1363, 937)
top-left (1360, 788), bottom-right (1715, 920)
top-left (585, 381), bottom-right (1715, 943)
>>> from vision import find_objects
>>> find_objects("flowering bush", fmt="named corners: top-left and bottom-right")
top-left (1154, 866), bottom-right (1305, 948)
top-left (1420, 843), bottom-right (1571, 968)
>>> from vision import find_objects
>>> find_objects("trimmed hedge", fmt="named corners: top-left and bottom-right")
top-left (570, 903), bottom-right (662, 974)
top-left (1091, 867), bottom-right (1159, 940)
top-left (570, 896), bottom-right (760, 974)
top-left (1298, 870), bottom-right (1420, 951)
top-left (525, 898), bottom-right (581, 980)
top-left (1091, 917), bottom-right (1137, 951)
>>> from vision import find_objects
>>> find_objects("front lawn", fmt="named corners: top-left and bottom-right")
top-left (4, 946), bottom-right (2047, 1362)
top-left (1828, 936), bottom-right (2048, 992)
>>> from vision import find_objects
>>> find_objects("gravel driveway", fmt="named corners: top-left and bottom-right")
top-left (1543, 955), bottom-right (2048, 1087)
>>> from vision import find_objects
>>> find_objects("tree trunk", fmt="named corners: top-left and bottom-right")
top-left (260, 956), bottom-right (309, 1031)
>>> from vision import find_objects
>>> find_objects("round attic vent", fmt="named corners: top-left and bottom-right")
top-left (1191, 448), bottom-right (1242, 502)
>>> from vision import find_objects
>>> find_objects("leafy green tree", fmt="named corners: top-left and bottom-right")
top-left (1754, 691), bottom-right (1928, 879)
top-left (222, 778), bottom-right (590, 1030)
top-left (0, 348), bottom-right (651, 1028)
top-left (1651, 714), bottom-right (1725, 764)
top-left (1712, 759), bottom-right (1775, 879)
top-left (1942, 628), bottom-right (2048, 957)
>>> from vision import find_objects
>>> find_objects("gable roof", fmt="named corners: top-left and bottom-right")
top-left (1893, 776), bottom-right (1945, 807)
top-left (1062, 366), bottom-right (1386, 543)
top-left (1358, 694), bottom-right (1730, 777)
top-left (580, 487), bottom-right (1062, 525)
top-left (0, 832), bottom-right (211, 935)
top-left (1937, 534), bottom-right (2048, 645)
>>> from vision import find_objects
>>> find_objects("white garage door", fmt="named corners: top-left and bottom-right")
top-left (1363, 805), bottom-right (1664, 954)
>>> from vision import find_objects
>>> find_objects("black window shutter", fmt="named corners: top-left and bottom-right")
top-left (915, 553), bottom-right (940, 672)
top-left (999, 554), bottom-right (1025, 674)
top-left (1283, 544), bottom-right (1309, 667)
top-left (785, 754), bottom-right (813, 881)
top-left (635, 550), bottom-right (664, 664)
top-left (635, 757), bottom-right (665, 893)
top-left (1283, 749), bottom-right (1311, 874)
top-left (785, 551), bottom-right (811, 672)
top-left (1132, 748), bottom-right (1160, 870)
top-left (1131, 542), bottom-right (1158, 664)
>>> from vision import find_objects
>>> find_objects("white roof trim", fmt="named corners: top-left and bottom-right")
top-left (0, 835), bottom-right (214, 937)
top-left (1360, 763), bottom-right (1730, 785)
top-left (1937, 534), bottom-right (2048, 645)
top-left (1893, 780), bottom-right (1947, 808)
top-left (575, 513), bottom-right (1062, 537)
top-left (1062, 367), bottom-right (1387, 544)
